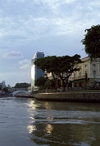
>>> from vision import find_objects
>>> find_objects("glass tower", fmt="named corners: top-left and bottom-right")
top-left (31, 52), bottom-right (44, 92)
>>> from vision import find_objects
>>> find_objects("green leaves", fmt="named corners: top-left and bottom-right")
top-left (34, 54), bottom-right (81, 88)
top-left (35, 77), bottom-right (55, 89)
top-left (82, 25), bottom-right (100, 59)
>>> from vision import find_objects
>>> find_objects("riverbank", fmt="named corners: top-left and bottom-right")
top-left (0, 94), bottom-right (12, 98)
top-left (34, 92), bottom-right (100, 102)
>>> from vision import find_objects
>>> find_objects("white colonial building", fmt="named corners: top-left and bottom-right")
top-left (69, 57), bottom-right (100, 88)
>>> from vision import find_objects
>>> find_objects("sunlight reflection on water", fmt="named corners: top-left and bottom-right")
top-left (0, 97), bottom-right (100, 146)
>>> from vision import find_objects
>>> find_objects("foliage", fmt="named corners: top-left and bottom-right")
top-left (35, 77), bottom-right (46, 88)
top-left (0, 85), bottom-right (2, 90)
top-left (35, 77), bottom-right (55, 89)
top-left (14, 83), bottom-right (30, 88)
top-left (3, 87), bottom-right (9, 93)
top-left (82, 25), bottom-right (100, 59)
top-left (44, 79), bottom-right (55, 89)
top-left (35, 54), bottom-right (81, 89)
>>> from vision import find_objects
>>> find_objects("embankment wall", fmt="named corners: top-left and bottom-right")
top-left (34, 92), bottom-right (100, 102)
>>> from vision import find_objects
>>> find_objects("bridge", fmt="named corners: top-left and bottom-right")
top-left (12, 90), bottom-right (31, 96)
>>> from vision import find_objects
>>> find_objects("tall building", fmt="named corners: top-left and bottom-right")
top-left (31, 52), bottom-right (44, 91)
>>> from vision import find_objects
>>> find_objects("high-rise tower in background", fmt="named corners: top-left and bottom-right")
top-left (31, 52), bottom-right (44, 92)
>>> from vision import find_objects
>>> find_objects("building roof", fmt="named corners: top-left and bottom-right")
top-left (81, 56), bottom-right (89, 62)
top-left (32, 52), bottom-right (44, 59)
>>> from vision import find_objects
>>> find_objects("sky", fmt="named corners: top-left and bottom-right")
top-left (0, 0), bottom-right (100, 86)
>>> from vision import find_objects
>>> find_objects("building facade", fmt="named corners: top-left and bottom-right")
top-left (31, 52), bottom-right (44, 91)
top-left (0, 81), bottom-right (6, 89)
top-left (69, 57), bottom-right (100, 88)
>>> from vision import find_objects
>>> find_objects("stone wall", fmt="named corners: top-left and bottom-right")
top-left (34, 92), bottom-right (100, 102)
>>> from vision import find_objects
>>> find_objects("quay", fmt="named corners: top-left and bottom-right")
top-left (34, 92), bottom-right (100, 102)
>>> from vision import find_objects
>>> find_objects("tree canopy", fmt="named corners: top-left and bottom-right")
top-left (35, 54), bottom-right (81, 89)
top-left (35, 77), bottom-right (46, 88)
top-left (14, 83), bottom-right (30, 88)
top-left (35, 77), bottom-right (55, 89)
top-left (82, 25), bottom-right (100, 59)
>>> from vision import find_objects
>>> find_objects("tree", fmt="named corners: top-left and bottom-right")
top-left (35, 77), bottom-right (46, 89)
top-left (35, 54), bottom-right (81, 90)
top-left (35, 77), bottom-right (55, 89)
top-left (82, 25), bottom-right (100, 59)
top-left (3, 87), bottom-right (9, 93)
top-left (14, 83), bottom-right (30, 88)
top-left (44, 79), bottom-right (55, 89)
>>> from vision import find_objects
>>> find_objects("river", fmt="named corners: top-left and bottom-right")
top-left (0, 97), bottom-right (100, 146)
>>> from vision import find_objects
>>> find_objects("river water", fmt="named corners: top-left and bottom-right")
top-left (0, 97), bottom-right (100, 146)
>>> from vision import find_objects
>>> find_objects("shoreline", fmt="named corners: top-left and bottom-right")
top-left (33, 92), bottom-right (100, 102)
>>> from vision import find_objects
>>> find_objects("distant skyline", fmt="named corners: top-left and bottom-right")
top-left (0, 0), bottom-right (100, 86)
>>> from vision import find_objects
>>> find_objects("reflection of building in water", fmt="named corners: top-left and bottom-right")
top-left (27, 125), bottom-right (37, 134)
top-left (45, 124), bottom-right (53, 134)
top-left (44, 102), bottom-right (52, 110)
top-left (28, 100), bottom-right (38, 110)
top-left (27, 100), bottom-right (37, 134)
top-left (31, 52), bottom-right (44, 92)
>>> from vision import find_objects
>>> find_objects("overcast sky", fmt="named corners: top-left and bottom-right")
top-left (0, 0), bottom-right (100, 86)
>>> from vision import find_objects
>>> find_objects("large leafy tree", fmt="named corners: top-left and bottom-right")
top-left (35, 77), bottom-right (56, 89)
top-left (14, 83), bottom-right (30, 88)
top-left (35, 77), bottom-right (46, 88)
top-left (82, 25), bottom-right (100, 59)
top-left (35, 54), bottom-right (81, 89)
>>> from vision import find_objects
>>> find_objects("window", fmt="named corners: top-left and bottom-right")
top-left (93, 70), bottom-right (96, 78)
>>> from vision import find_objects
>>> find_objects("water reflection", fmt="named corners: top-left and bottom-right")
top-left (45, 124), bottom-right (53, 134)
top-left (28, 101), bottom-right (100, 146)
top-left (27, 100), bottom-right (37, 135)
top-left (27, 125), bottom-right (37, 134)
top-left (44, 102), bottom-right (52, 110)
top-left (27, 100), bottom-right (38, 110)
top-left (30, 121), bottom-right (100, 146)
top-left (0, 97), bottom-right (99, 146)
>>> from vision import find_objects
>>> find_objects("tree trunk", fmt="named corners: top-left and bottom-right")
top-left (62, 79), bottom-right (66, 91)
